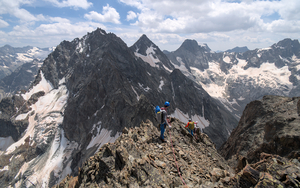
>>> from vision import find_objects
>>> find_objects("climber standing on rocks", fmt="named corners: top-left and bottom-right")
top-left (160, 101), bottom-right (171, 142)
top-left (185, 118), bottom-right (195, 136)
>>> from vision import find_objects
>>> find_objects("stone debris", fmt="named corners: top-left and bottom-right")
top-left (54, 118), bottom-right (234, 188)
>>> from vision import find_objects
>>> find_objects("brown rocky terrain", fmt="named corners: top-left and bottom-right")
top-left (54, 118), bottom-right (235, 188)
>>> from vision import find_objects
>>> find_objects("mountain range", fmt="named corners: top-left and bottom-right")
top-left (0, 45), bottom-right (54, 100)
top-left (0, 28), bottom-right (299, 187)
top-left (0, 28), bottom-right (236, 187)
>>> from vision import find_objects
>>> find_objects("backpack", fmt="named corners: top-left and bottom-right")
top-left (155, 106), bottom-right (166, 124)
top-left (188, 121), bottom-right (195, 130)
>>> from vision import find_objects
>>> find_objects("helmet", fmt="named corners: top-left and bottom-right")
top-left (164, 101), bottom-right (170, 107)
top-left (189, 118), bottom-right (192, 121)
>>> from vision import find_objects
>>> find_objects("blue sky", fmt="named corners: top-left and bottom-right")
top-left (0, 0), bottom-right (299, 52)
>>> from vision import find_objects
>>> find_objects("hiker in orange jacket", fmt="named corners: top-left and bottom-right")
top-left (185, 118), bottom-right (195, 136)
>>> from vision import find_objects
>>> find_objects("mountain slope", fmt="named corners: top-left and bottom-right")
top-left (0, 28), bottom-right (237, 187)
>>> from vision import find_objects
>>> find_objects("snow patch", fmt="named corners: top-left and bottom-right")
top-left (134, 45), bottom-right (160, 67)
top-left (21, 71), bottom-right (53, 101)
top-left (87, 124), bottom-right (121, 151)
top-left (6, 76), bottom-right (73, 187)
top-left (171, 108), bottom-right (209, 131)
top-left (138, 83), bottom-right (150, 92)
top-left (15, 111), bottom-right (30, 121)
top-left (174, 57), bottom-right (189, 75)
top-left (131, 85), bottom-right (140, 101)
top-left (223, 56), bottom-right (231, 64)
top-left (0, 136), bottom-right (15, 151)
top-left (237, 96), bottom-right (245, 100)
top-left (257, 47), bottom-right (271, 53)
top-left (159, 80), bottom-right (164, 90)
top-left (191, 60), bottom-right (293, 99)
top-left (0, 165), bottom-right (9, 172)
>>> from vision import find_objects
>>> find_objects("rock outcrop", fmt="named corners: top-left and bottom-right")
top-left (225, 153), bottom-right (300, 187)
top-left (54, 118), bottom-right (235, 188)
top-left (219, 95), bottom-right (300, 187)
top-left (220, 95), bottom-right (300, 164)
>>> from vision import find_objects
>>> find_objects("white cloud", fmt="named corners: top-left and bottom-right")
top-left (84, 4), bottom-right (121, 24)
top-left (44, 0), bottom-right (92, 9)
top-left (120, 0), bottom-right (300, 35)
top-left (0, 0), bottom-right (38, 22)
top-left (5, 20), bottom-right (105, 48)
top-left (126, 11), bottom-right (137, 21)
top-left (0, 19), bottom-right (9, 28)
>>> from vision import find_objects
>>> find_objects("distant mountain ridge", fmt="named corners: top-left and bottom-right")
top-left (225, 46), bottom-right (249, 53)
top-left (160, 38), bottom-right (300, 119)
top-left (0, 45), bottom-right (54, 80)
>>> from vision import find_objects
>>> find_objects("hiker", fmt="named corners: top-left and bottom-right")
top-left (185, 118), bottom-right (195, 136)
top-left (160, 101), bottom-right (171, 142)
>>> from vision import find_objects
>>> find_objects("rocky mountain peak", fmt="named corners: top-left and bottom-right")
top-left (130, 34), bottom-right (156, 56)
top-left (178, 39), bottom-right (210, 54)
top-left (225, 46), bottom-right (249, 53)
top-left (271, 38), bottom-right (300, 58)
top-left (130, 34), bottom-right (175, 71)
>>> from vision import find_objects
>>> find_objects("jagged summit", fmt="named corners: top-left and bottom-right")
top-left (225, 46), bottom-right (249, 53)
top-left (177, 39), bottom-right (211, 54)
top-left (55, 118), bottom-right (235, 188)
top-left (130, 34), bottom-right (175, 71)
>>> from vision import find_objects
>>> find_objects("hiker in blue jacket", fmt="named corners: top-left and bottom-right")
top-left (160, 101), bottom-right (171, 142)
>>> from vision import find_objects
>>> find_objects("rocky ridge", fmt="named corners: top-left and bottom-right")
top-left (55, 95), bottom-right (300, 187)
top-left (54, 118), bottom-right (235, 188)
top-left (218, 95), bottom-right (300, 187)
top-left (220, 95), bottom-right (300, 164)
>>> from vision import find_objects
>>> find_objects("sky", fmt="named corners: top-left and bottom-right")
top-left (0, 0), bottom-right (299, 52)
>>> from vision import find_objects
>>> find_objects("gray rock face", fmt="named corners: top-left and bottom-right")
top-left (298, 99), bottom-right (300, 116)
top-left (166, 39), bottom-right (211, 71)
top-left (219, 95), bottom-right (300, 164)
top-left (226, 46), bottom-right (249, 53)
